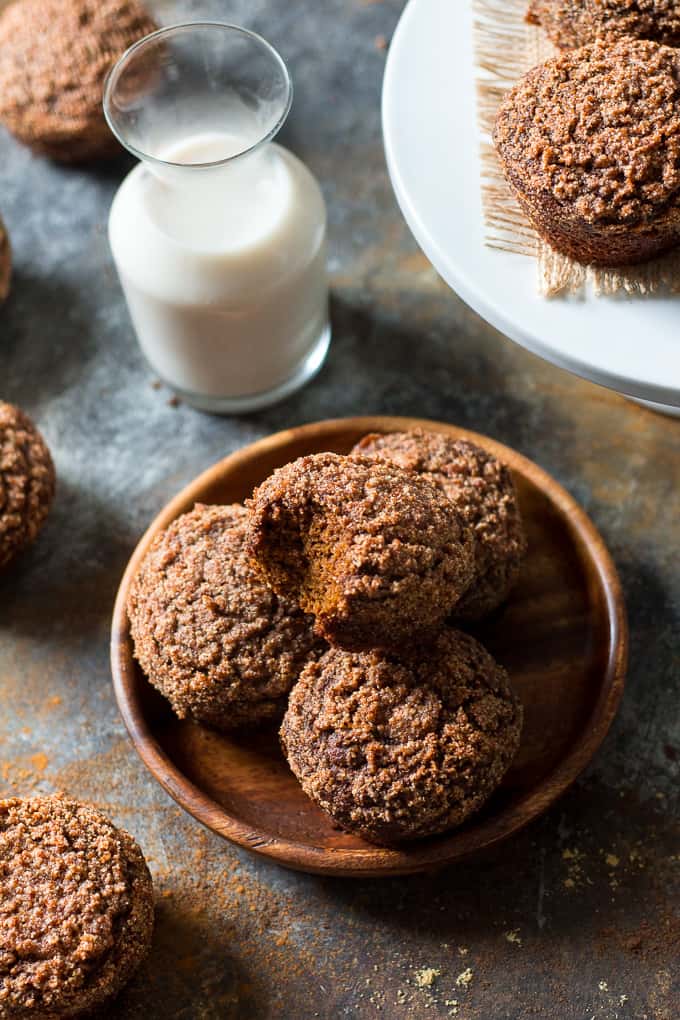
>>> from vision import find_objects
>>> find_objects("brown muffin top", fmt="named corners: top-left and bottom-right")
top-left (527, 0), bottom-right (680, 50)
top-left (0, 0), bottom-right (156, 161)
top-left (281, 629), bottom-right (523, 844)
top-left (0, 215), bottom-right (9, 303)
top-left (0, 401), bottom-right (55, 571)
top-left (128, 503), bottom-right (325, 730)
top-left (0, 796), bottom-right (154, 1019)
top-left (494, 38), bottom-right (680, 228)
top-left (352, 431), bottom-right (526, 619)
top-left (246, 452), bottom-right (475, 651)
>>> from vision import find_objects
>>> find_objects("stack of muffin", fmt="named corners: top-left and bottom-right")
top-left (494, 1), bottom-right (680, 266)
top-left (128, 429), bottom-right (527, 845)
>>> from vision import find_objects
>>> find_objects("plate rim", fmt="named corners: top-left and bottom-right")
top-left (381, 0), bottom-right (680, 408)
top-left (110, 415), bottom-right (628, 877)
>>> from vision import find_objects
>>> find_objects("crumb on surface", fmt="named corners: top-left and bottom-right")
top-left (456, 968), bottom-right (473, 989)
top-left (414, 967), bottom-right (440, 988)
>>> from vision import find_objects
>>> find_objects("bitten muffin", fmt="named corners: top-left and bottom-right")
top-left (0, 401), bottom-right (55, 571)
top-left (128, 503), bottom-right (325, 730)
top-left (246, 453), bottom-right (475, 652)
top-left (0, 795), bottom-right (154, 1018)
top-left (0, 0), bottom-right (156, 162)
top-left (527, 0), bottom-right (680, 50)
top-left (0, 214), bottom-right (10, 303)
top-left (352, 430), bottom-right (526, 620)
top-left (494, 38), bottom-right (680, 266)
top-left (281, 630), bottom-right (523, 844)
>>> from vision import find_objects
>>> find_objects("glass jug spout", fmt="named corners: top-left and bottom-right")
top-left (103, 22), bottom-right (293, 187)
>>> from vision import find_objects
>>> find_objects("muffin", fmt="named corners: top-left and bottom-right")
top-left (246, 453), bottom-right (475, 652)
top-left (352, 430), bottom-right (526, 620)
top-left (0, 0), bottom-right (156, 162)
top-left (281, 629), bottom-right (523, 844)
top-left (128, 503), bottom-right (325, 730)
top-left (0, 795), bottom-right (154, 1018)
top-left (0, 214), bottom-right (9, 303)
top-left (0, 401), bottom-right (55, 571)
top-left (494, 38), bottom-right (680, 266)
top-left (527, 0), bottom-right (680, 50)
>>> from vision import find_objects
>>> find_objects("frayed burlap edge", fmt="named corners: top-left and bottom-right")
top-left (475, 0), bottom-right (539, 259)
top-left (474, 0), bottom-right (680, 297)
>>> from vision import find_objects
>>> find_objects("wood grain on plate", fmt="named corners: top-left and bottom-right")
top-left (111, 416), bottom-right (627, 877)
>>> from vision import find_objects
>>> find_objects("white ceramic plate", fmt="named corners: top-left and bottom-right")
top-left (382, 0), bottom-right (680, 409)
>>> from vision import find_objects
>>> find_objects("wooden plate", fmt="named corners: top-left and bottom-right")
top-left (111, 416), bottom-right (627, 877)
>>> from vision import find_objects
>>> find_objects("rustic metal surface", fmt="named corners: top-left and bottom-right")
top-left (0, 1), bottom-right (678, 1017)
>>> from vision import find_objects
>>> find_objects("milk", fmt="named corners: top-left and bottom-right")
top-left (108, 132), bottom-right (329, 410)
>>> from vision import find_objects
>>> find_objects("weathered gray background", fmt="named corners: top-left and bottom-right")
top-left (0, 1), bottom-right (678, 1017)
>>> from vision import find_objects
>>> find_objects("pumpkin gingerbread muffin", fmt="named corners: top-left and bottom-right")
top-left (0, 401), bottom-right (55, 571)
top-left (494, 37), bottom-right (680, 265)
top-left (128, 503), bottom-right (325, 730)
top-left (0, 0), bottom-right (156, 161)
top-left (0, 795), bottom-right (154, 1018)
top-left (246, 453), bottom-right (475, 651)
top-left (281, 629), bottom-right (523, 844)
top-left (527, 0), bottom-right (680, 50)
top-left (352, 430), bottom-right (526, 620)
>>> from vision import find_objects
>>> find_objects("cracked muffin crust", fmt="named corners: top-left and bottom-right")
top-left (494, 37), bottom-right (680, 265)
top-left (0, 0), bottom-right (156, 162)
top-left (246, 453), bottom-right (475, 651)
top-left (0, 401), bottom-right (55, 571)
top-left (128, 503), bottom-right (325, 730)
top-left (281, 630), bottom-right (523, 844)
top-left (527, 0), bottom-right (680, 50)
top-left (0, 795), bottom-right (153, 1019)
top-left (352, 430), bottom-right (526, 620)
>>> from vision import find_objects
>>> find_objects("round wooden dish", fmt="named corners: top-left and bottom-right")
top-left (111, 416), bottom-right (627, 877)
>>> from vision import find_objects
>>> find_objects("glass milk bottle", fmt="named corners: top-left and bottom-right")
top-left (104, 23), bottom-right (330, 413)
